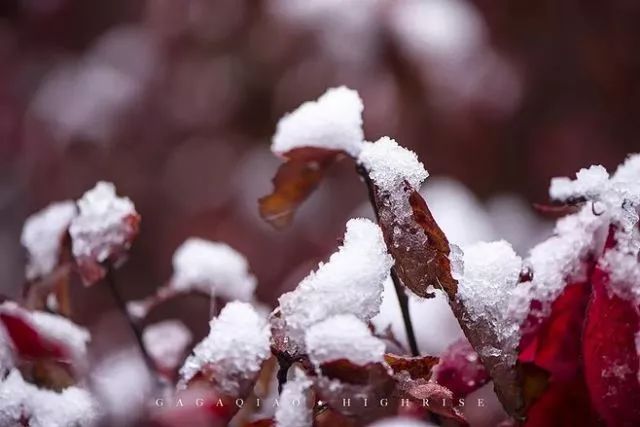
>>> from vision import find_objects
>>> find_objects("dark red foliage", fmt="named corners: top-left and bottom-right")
top-left (259, 147), bottom-right (345, 229)
top-left (0, 310), bottom-right (67, 361)
top-left (518, 280), bottom-right (602, 426)
top-left (433, 339), bottom-right (489, 399)
top-left (583, 263), bottom-right (640, 427)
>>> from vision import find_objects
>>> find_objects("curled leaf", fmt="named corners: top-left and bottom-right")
top-left (369, 180), bottom-right (457, 299)
top-left (259, 147), bottom-right (344, 229)
top-left (384, 353), bottom-right (439, 381)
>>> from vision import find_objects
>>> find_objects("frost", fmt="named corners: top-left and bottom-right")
top-left (0, 369), bottom-right (98, 427)
top-left (274, 368), bottom-right (312, 427)
top-left (69, 181), bottom-right (138, 263)
top-left (358, 137), bottom-right (429, 193)
top-left (0, 302), bottom-right (90, 361)
top-left (272, 86), bottom-right (364, 157)
top-left (179, 301), bottom-right (271, 395)
top-left (143, 320), bottom-right (192, 371)
top-left (170, 237), bottom-right (256, 301)
top-left (457, 241), bottom-right (522, 363)
top-left (21, 201), bottom-right (77, 281)
top-left (305, 314), bottom-right (385, 368)
top-left (278, 218), bottom-right (393, 349)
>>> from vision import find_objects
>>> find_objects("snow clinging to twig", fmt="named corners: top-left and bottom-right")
top-left (21, 201), bottom-right (77, 281)
top-left (179, 302), bottom-right (271, 396)
top-left (170, 238), bottom-right (256, 301)
top-left (305, 314), bottom-right (386, 368)
top-left (274, 368), bottom-right (313, 427)
top-left (69, 181), bottom-right (138, 263)
top-left (358, 137), bottom-right (429, 193)
top-left (272, 86), bottom-right (364, 157)
top-left (278, 218), bottom-right (393, 349)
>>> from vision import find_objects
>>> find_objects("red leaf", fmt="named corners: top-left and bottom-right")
top-left (0, 311), bottom-right (66, 361)
top-left (523, 377), bottom-right (601, 427)
top-left (519, 281), bottom-right (591, 381)
top-left (259, 147), bottom-right (344, 229)
top-left (433, 339), bottom-right (489, 399)
top-left (583, 262), bottom-right (640, 427)
top-left (517, 280), bottom-right (603, 426)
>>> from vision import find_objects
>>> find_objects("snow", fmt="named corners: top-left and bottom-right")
top-left (21, 201), bottom-right (77, 280)
top-left (509, 204), bottom-right (607, 324)
top-left (389, 0), bottom-right (484, 63)
top-left (274, 368), bottom-right (312, 427)
top-left (358, 137), bottom-right (429, 192)
top-left (0, 326), bottom-right (13, 375)
top-left (69, 181), bottom-right (138, 262)
top-left (0, 369), bottom-right (98, 427)
top-left (388, 0), bottom-right (522, 116)
top-left (170, 238), bottom-right (256, 301)
top-left (368, 417), bottom-right (437, 427)
top-left (305, 314), bottom-right (385, 368)
top-left (272, 86), bottom-right (364, 157)
top-left (549, 156), bottom-right (640, 232)
top-left (518, 155), bottom-right (640, 314)
top-left (0, 302), bottom-right (90, 361)
top-left (550, 165), bottom-right (610, 202)
top-left (179, 302), bottom-right (271, 395)
top-left (278, 218), bottom-right (393, 349)
top-left (30, 26), bottom-right (157, 145)
top-left (271, 0), bottom-right (383, 64)
top-left (143, 320), bottom-right (192, 371)
top-left (457, 241), bottom-right (522, 362)
top-left (91, 350), bottom-right (152, 424)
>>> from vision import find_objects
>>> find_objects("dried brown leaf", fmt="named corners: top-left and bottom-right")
top-left (259, 147), bottom-right (345, 229)
top-left (384, 353), bottom-right (439, 381)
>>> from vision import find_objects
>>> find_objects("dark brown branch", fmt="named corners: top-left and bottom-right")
top-left (356, 165), bottom-right (420, 357)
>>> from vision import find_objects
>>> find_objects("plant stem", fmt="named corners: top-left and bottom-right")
top-left (105, 269), bottom-right (159, 384)
top-left (356, 165), bottom-right (420, 357)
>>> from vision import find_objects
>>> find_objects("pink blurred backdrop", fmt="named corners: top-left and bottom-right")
top-left (0, 0), bottom-right (638, 344)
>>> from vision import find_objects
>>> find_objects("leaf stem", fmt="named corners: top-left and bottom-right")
top-left (356, 165), bottom-right (420, 357)
top-left (105, 269), bottom-right (159, 385)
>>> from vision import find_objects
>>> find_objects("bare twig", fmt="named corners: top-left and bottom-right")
top-left (105, 268), bottom-right (159, 385)
top-left (356, 165), bottom-right (420, 357)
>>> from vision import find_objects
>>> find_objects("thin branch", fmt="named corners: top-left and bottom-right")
top-left (105, 268), bottom-right (159, 386)
top-left (356, 165), bottom-right (420, 357)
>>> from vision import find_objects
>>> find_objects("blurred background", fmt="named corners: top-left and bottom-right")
top-left (1, 0), bottom-right (639, 351)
